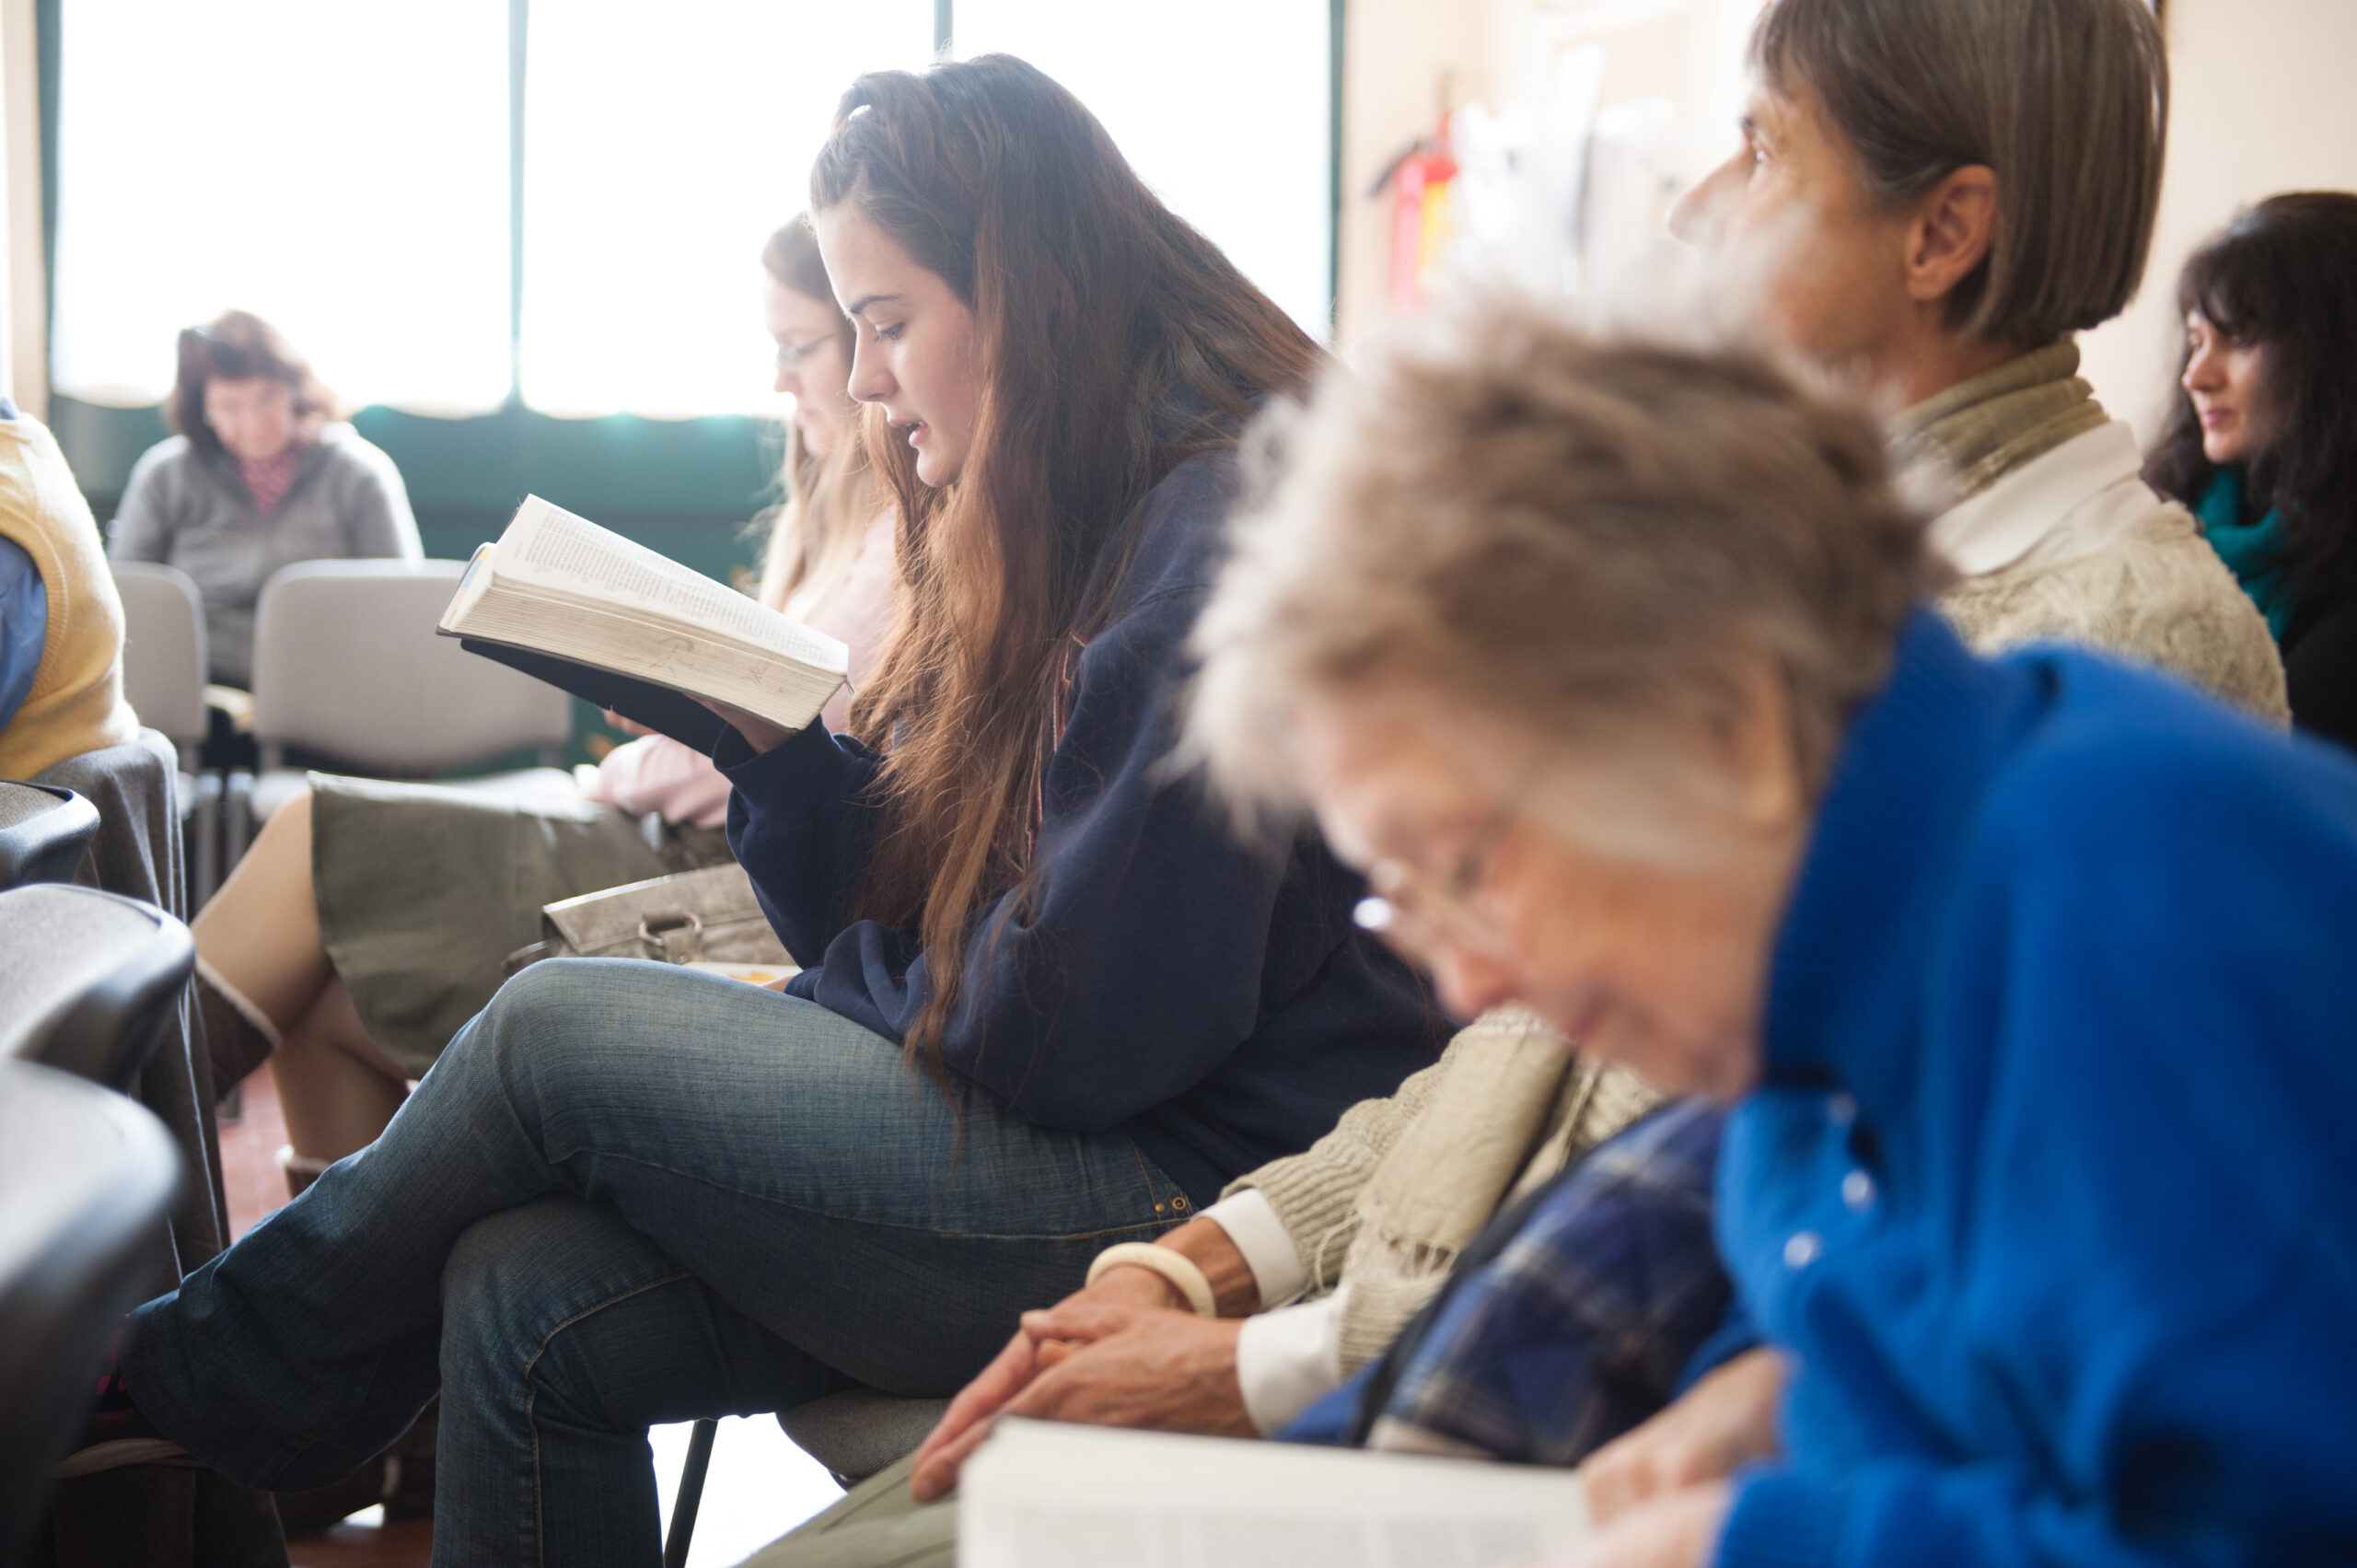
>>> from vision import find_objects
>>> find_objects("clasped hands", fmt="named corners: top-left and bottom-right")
top-left (911, 1247), bottom-right (1788, 1568)
top-left (908, 1260), bottom-right (1255, 1501)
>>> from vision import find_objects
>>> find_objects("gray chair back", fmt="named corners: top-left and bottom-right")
top-left (778, 1389), bottom-right (953, 1486)
top-left (0, 884), bottom-right (196, 1093)
top-left (108, 563), bottom-right (208, 754)
top-left (0, 783), bottom-right (99, 887)
top-left (250, 559), bottom-right (572, 773)
top-left (106, 566), bottom-right (221, 903)
top-left (0, 1060), bottom-right (181, 1568)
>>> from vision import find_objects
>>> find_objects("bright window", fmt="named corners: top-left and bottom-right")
top-left (517, 0), bottom-right (935, 417)
top-left (47, 3), bottom-right (1334, 420)
top-left (50, 0), bottom-right (512, 413)
top-left (952, 0), bottom-right (1334, 340)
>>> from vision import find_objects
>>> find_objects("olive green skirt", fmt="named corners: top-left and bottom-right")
top-left (310, 774), bottom-right (734, 1078)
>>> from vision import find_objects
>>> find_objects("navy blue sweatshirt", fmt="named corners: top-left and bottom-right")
top-left (714, 449), bottom-right (1444, 1204)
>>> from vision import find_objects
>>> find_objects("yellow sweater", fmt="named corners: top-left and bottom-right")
top-left (0, 415), bottom-right (139, 777)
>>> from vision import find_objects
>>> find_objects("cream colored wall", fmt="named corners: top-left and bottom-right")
top-left (1341, 0), bottom-right (2357, 428)
top-left (1, 0), bottom-right (41, 419)
top-left (1333, 0), bottom-right (1759, 349)
top-left (1333, 0), bottom-right (1490, 348)
top-left (2077, 0), bottom-right (2357, 441)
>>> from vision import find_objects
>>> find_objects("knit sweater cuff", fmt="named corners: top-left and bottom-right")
top-left (1221, 1152), bottom-right (1372, 1289)
top-left (1715, 1469), bottom-right (1844, 1568)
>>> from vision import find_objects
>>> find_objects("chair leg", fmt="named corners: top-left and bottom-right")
top-left (224, 771), bottom-right (255, 873)
top-left (665, 1418), bottom-right (719, 1568)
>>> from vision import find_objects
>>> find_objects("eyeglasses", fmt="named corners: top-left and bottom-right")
top-left (774, 333), bottom-right (839, 376)
top-left (1352, 785), bottom-right (1527, 964)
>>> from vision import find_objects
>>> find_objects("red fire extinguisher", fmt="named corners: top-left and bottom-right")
top-left (1374, 114), bottom-right (1459, 313)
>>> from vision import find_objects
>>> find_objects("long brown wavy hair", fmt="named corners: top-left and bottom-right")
top-left (810, 54), bottom-right (1324, 1073)
top-left (2146, 192), bottom-right (2357, 629)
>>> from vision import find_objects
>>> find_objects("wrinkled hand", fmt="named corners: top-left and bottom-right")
top-left (1581, 1349), bottom-right (1786, 1524)
top-left (694, 696), bottom-right (795, 754)
top-left (1539, 1481), bottom-right (1728, 1568)
top-left (908, 1269), bottom-right (1184, 1500)
top-left (910, 1297), bottom-right (1247, 1501)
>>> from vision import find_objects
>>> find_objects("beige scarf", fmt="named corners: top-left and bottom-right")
top-left (1888, 338), bottom-right (2111, 502)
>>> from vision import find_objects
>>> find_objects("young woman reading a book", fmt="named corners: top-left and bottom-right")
top-left (189, 216), bottom-right (896, 1189)
top-left (92, 56), bottom-right (1441, 1562)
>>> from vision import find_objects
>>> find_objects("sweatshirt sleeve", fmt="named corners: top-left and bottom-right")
top-left (720, 458), bottom-right (1342, 1132)
top-left (1722, 732), bottom-right (2357, 1568)
top-left (716, 718), bottom-right (885, 968)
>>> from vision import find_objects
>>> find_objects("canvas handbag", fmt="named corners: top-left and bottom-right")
top-left (504, 863), bottom-right (794, 974)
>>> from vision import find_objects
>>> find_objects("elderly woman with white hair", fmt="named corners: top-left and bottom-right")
top-left (1184, 299), bottom-right (2357, 1568)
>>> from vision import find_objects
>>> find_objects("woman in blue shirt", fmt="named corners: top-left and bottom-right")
top-left (90, 56), bottom-right (1439, 1561)
top-left (1186, 296), bottom-right (2357, 1568)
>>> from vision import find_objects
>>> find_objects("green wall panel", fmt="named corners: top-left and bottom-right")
top-left (55, 394), bottom-right (784, 767)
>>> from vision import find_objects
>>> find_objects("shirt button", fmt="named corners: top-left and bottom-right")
top-left (1826, 1093), bottom-right (1858, 1127)
top-left (1842, 1169), bottom-right (1875, 1211)
top-left (1783, 1230), bottom-right (1823, 1269)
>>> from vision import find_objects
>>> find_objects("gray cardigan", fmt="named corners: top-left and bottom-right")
top-left (108, 424), bottom-right (421, 686)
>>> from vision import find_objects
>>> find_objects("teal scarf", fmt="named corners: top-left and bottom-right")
top-left (2196, 467), bottom-right (2294, 642)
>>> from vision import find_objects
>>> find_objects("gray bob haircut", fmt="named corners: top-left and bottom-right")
top-left (1754, 0), bottom-right (2168, 344)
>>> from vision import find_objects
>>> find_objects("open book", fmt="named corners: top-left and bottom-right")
top-left (437, 495), bottom-right (849, 751)
top-left (959, 1421), bottom-right (1590, 1568)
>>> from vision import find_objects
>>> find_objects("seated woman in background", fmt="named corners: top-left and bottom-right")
top-left (2149, 192), bottom-right (2357, 749)
top-left (1672, 0), bottom-right (2284, 719)
top-left (192, 216), bottom-right (895, 1192)
top-left (94, 55), bottom-right (1440, 1564)
top-left (1190, 298), bottom-right (2357, 1568)
top-left (0, 392), bottom-right (138, 776)
top-left (106, 309), bottom-right (421, 764)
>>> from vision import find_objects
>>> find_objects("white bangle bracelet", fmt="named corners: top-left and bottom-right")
top-left (1086, 1242), bottom-right (1218, 1318)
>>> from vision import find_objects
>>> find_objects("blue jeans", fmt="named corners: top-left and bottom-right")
top-left (126, 959), bottom-right (1188, 1566)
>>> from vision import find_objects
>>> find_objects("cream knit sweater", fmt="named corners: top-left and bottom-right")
top-left (1899, 340), bottom-right (2289, 723)
top-left (1223, 1010), bottom-right (1661, 1372)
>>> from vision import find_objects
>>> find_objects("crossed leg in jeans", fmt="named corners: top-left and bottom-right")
top-left (122, 958), bottom-right (1188, 1566)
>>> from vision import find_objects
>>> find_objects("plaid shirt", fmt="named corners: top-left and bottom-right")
top-left (1283, 1098), bottom-right (1736, 1466)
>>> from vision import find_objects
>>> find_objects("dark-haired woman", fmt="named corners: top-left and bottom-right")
top-left (108, 311), bottom-right (421, 762)
top-left (2149, 192), bottom-right (2357, 749)
top-left (93, 57), bottom-right (1440, 1562)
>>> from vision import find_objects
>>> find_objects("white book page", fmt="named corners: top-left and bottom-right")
top-left (960, 1421), bottom-right (1589, 1568)
top-left (493, 495), bottom-right (846, 675)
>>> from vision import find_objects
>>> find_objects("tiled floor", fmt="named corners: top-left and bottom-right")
top-left (217, 1072), bottom-right (295, 1245)
top-left (217, 1076), bottom-right (842, 1567)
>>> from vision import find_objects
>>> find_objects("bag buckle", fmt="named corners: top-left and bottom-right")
top-left (637, 909), bottom-right (704, 964)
